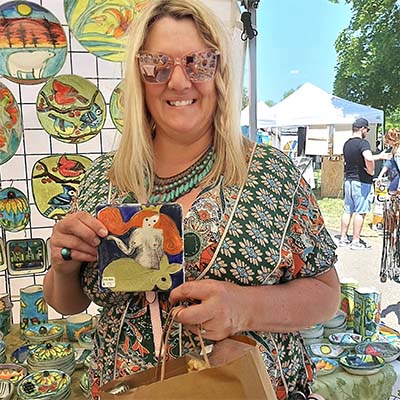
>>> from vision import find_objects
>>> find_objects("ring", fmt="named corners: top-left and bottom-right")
top-left (60, 247), bottom-right (72, 261)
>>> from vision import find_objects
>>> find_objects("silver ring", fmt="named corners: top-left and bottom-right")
top-left (60, 247), bottom-right (72, 261)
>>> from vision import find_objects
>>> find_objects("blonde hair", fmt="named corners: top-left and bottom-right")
top-left (385, 128), bottom-right (400, 152)
top-left (109, 0), bottom-right (247, 202)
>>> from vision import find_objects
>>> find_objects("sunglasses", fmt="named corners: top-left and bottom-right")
top-left (137, 49), bottom-right (219, 84)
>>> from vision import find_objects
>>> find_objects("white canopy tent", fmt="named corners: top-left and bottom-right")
top-left (240, 101), bottom-right (275, 127)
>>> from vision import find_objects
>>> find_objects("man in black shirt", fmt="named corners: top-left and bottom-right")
top-left (339, 118), bottom-right (389, 249)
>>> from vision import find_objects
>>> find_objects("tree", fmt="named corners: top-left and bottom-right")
top-left (331, 0), bottom-right (400, 127)
top-left (241, 87), bottom-right (249, 110)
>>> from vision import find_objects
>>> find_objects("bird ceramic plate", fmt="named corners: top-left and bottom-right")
top-left (0, 187), bottom-right (30, 232)
top-left (36, 75), bottom-right (106, 144)
top-left (328, 332), bottom-right (363, 348)
top-left (0, 364), bottom-right (27, 383)
top-left (6, 239), bottom-right (46, 276)
top-left (0, 1), bottom-right (67, 84)
top-left (0, 82), bottom-right (23, 166)
top-left (308, 343), bottom-right (348, 359)
top-left (109, 80), bottom-right (124, 132)
top-left (64, 0), bottom-right (147, 62)
top-left (355, 341), bottom-right (400, 363)
top-left (96, 203), bottom-right (184, 292)
top-left (312, 357), bottom-right (338, 376)
top-left (339, 354), bottom-right (385, 376)
top-left (31, 154), bottom-right (92, 220)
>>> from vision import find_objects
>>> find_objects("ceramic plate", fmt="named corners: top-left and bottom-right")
top-left (300, 324), bottom-right (324, 339)
top-left (0, 188), bottom-right (30, 232)
top-left (23, 323), bottom-right (64, 341)
top-left (74, 348), bottom-right (91, 369)
top-left (0, 364), bottom-right (27, 383)
top-left (312, 356), bottom-right (338, 376)
top-left (355, 341), bottom-right (400, 363)
top-left (109, 80), bottom-right (124, 132)
top-left (36, 75), bottom-right (106, 144)
top-left (0, 380), bottom-right (14, 400)
top-left (0, 1), bottom-right (67, 84)
top-left (323, 309), bottom-right (347, 329)
top-left (29, 342), bottom-right (73, 362)
top-left (11, 345), bottom-right (37, 365)
top-left (339, 354), bottom-right (385, 376)
top-left (64, 0), bottom-right (147, 62)
top-left (328, 332), bottom-right (363, 348)
top-left (308, 343), bottom-right (348, 359)
top-left (78, 330), bottom-right (95, 350)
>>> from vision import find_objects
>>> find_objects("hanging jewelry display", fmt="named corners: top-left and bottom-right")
top-left (0, 187), bottom-right (30, 232)
top-left (64, 0), bottom-right (147, 62)
top-left (109, 80), bottom-right (124, 133)
top-left (0, 81), bottom-right (23, 166)
top-left (31, 154), bottom-right (92, 220)
top-left (7, 238), bottom-right (47, 275)
top-left (36, 74), bottom-right (106, 144)
top-left (0, 1), bottom-right (67, 85)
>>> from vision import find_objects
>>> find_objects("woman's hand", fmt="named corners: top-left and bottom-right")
top-left (50, 211), bottom-right (108, 275)
top-left (169, 280), bottom-right (247, 341)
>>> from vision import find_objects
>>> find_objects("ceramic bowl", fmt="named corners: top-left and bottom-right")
top-left (23, 323), bottom-right (64, 343)
top-left (0, 380), bottom-right (14, 400)
top-left (328, 332), bottom-right (363, 348)
top-left (300, 324), bottom-right (324, 339)
top-left (323, 310), bottom-right (347, 329)
top-left (355, 341), bottom-right (400, 363)
top-left (308, 343), bottom-right (348, 359)
top-left (78, 329), bottom-right (95, 350)
top-left (323, 320), bottom-right (348, 337)
top-left (74, 348), bottom-right (91, 369)
top-left (339, 354), bottom-right (385, 375)
top-left (312, 356), bottom-right (339, 376)
top-left (0, 364), bottom-right (27, 384)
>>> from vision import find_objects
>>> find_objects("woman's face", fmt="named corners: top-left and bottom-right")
top-left (142, 17), bottom-right (217, 144)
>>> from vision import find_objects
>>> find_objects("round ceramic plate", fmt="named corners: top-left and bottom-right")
top-left (11, 345), bottom-right (37, 365)
top-left (78, 329), bottom-right (95, 350)
top-left (0, 82), bottom-right (23, 166)
top-left (29, 342), bottom-right (73, 362)
top-left (0, 1), bottom-right (67, 84)
top-left (328, 332), bottom-right (363, 348)
top-left (312, 356), bottom-right (338, 376)
top-left (64, 0), bottom-right (147, 62)
top-left (300, 324), bottom-right (324, 339)
top-left (36, 75), bottom-right (106, 144)
top-left (355, 341), bottom-right (400, 363)
top-left (17, 369), bottom-right (71, 398)
top-left (0, 187), bottom-right (30, 232)
top-left (31, 154), bottom-right (92, 220)
top-left (23, 323), bottom-right (64, 341)
top-left (0, 363), bottom-right (27, 383)
top-left (308, 343), bottom-right (348, 359)
top-left (339, 354), bottom-right (385, 376)
top-left (109, 80), bottom-right (124, 132)
top-left (323, 310), bottom-right (347, 329)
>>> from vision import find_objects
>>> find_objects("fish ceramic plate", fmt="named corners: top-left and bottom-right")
top-left (109, 80), bottom-right (124, 132)
top-left (0, 82), bottom-right (23, 166)
top-left (312, 357), bottom-right (338, 376)
top-left (31, 154), bottom-right (92, 220)
top-left (308, 343), bottom-right (348, 359)
top-left (0, 188), bottom-right (30, 232)
top-left (0, 1), bottom-right (67, 84)
top-left (355, 341), bottom-right (400, 363)
top-left (0, 364), bottom-right (27, 383)
top-left (23, 323), bottom-right (64, 343)
top-left (64, 0), bottom-right (147, 62)
top-left (339, 354), bottom-right (385, 376)
top-left (328, 332), bottom-right (363, 348)
top-left (36, 75), bottom-right (106, 144)
top-left (6, 239), bottom-right (46, 276)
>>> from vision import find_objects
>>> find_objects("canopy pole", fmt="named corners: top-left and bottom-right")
top-left (240, 1), bottom-right (259, 141)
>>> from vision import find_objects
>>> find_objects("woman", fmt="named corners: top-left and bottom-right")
top-left (43, 1), bottom-right (340, 399)
top-left (376, 128), bottom-right (400, 194)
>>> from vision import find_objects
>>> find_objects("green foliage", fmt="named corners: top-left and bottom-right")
top-left (333, 0), bottom-right (400, 118)
top-left (242, 87), bottom-right (249, 110)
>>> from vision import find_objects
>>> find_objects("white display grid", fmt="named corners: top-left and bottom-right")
top-left (0, 0), bottom-right (123, 322)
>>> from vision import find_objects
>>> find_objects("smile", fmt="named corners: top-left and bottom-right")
top-left (167, 99), bottom-right (195, 106)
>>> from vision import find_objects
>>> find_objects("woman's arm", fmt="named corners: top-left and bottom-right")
top-left (169, 268), bottom-right (340, 341)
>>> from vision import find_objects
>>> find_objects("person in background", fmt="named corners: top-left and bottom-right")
top-left (339, 118), bottom-right (391, 249)
top-left (376, 128), bottom-right (400, 194)
top-left (43, 1), bottom-right (340, 399)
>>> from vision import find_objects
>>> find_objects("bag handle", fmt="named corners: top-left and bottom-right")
top-left (157, 306), bottom-right (210, 381)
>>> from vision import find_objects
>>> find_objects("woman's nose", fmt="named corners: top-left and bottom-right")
top-left (167, 64), bottom-right (192, 90)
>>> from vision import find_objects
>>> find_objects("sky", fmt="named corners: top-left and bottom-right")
top-left (246, 0), bottom-right (352, 104)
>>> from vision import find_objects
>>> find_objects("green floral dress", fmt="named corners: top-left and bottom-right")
top-left (74, 143), bottom-right (337, 400)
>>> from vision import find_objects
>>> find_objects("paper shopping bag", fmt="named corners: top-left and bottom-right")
top-left (99, 336), bottom-right (277, 399)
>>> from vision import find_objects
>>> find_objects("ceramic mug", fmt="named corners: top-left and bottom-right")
top-left (339, 278), bottom-right (359, 329)
top-left (354, 286), bottom-right (381, 340)
top-left (0, 308), bottom-right (12, 336)
top-left (20, 284), bottom-right (48, 334)
top-left (66, 313), bottom-right (97, 342)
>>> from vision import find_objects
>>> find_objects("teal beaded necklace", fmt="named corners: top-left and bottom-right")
top-left (149, 145), bottom-right (215, 203)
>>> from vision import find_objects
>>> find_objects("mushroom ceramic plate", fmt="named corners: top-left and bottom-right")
top-left (308, 343), bottom-right (348, 359)
top-left (355, 341), bottom-right (400, 363)
top-left (328, 332), bottom-right (363, 349)
top-left (339, 354), bottom-right (385, 376)
top-left (312, 357), bottom-right (338, 376)
top-left (0, 364), bottom-right (26, 383)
